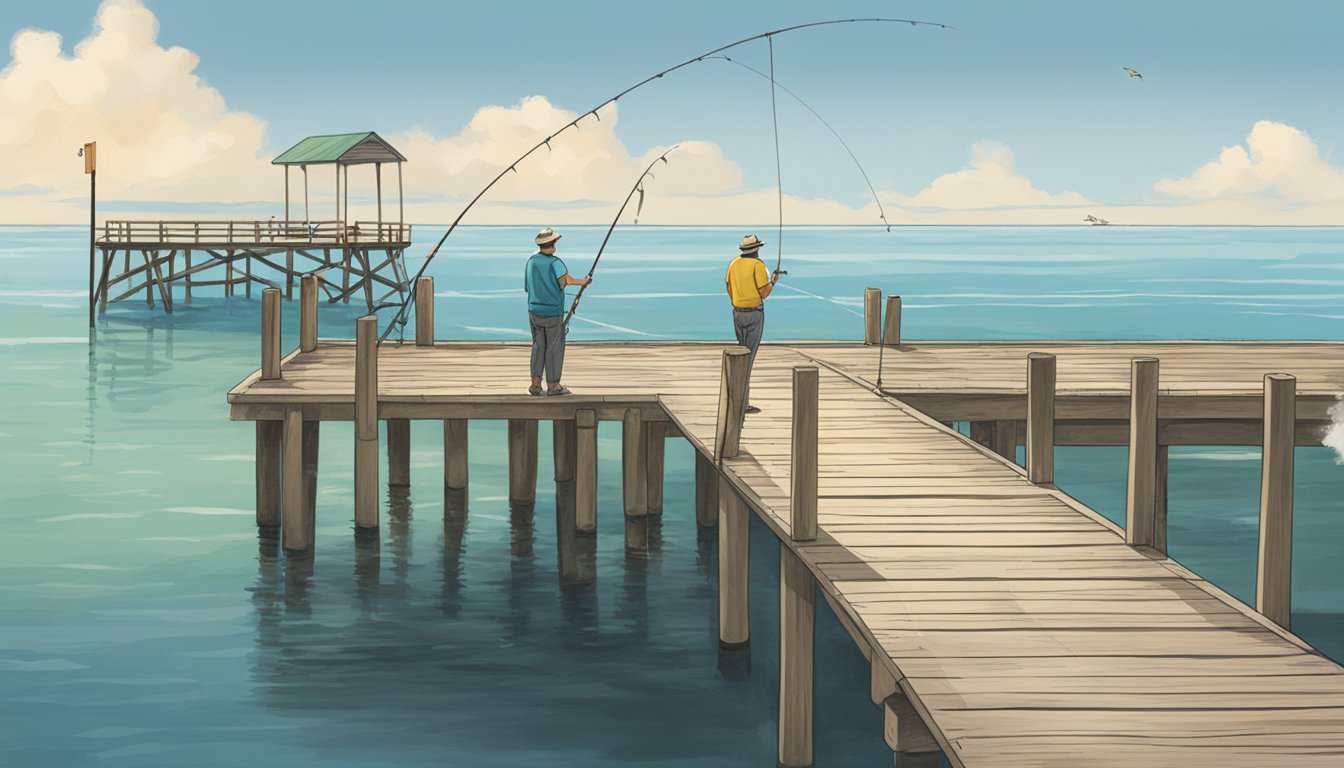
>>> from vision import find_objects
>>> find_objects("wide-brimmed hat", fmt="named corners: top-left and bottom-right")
top-left (535, 227), bottom-right (561, 246)
top-left (738, 234), bottom-right (766, 252)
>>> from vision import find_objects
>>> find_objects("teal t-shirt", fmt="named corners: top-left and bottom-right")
top-left (524, 252), bottom-right (567, 316)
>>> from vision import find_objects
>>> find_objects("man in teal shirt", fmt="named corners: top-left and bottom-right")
top-left (525, 228), bottom-right (590, 396)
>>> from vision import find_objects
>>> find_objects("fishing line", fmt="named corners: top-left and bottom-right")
top-left (707, 56), bottom-right (891, 230)
top-left (774, 282), bottom-right (863, 317)
top-left (377, 18), bottom-right (951, 344)
top-left (768, 35), bottom-right (785, 277)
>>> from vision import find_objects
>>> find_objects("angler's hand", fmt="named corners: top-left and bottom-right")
top-left (581, 276), bottom-right (593, 287)
top-left (771, 269), bottom-right (782, 284)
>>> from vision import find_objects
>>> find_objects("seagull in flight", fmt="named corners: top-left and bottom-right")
top-left (1123, 67), bottom-right (1143, 81)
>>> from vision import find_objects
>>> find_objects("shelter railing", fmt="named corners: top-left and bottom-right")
top-left (98, 220), bottom-right (412, 245)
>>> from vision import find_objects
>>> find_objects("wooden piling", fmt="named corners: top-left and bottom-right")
top-left (184, 250), bottom-right (192, 305)
top-left (1155, 444), bottom-right (1169, 555)
top-left (1257, 373), bottom-right (1296, 629)
top-left (1026, 352), bottom-right (1056, 484)
top-left (778, 545), bottom-right (815, 768)
top-left (883, 295), bottom-right (901, 346)
top-left (714, 348), bottom-right (751, 460)
top-left (387, 419), bottom-right (410, 487)
top-left (508, 419), bottom-right (538, 504)
top-left (302, 420), bottom-right (320, 551)
top-left (261, 288), bottom-right (281, 381)
top-left (992, 420), bottom-right (1018, 462)
top-left (553, 419), bottom-right (577, 483)
top-left (354, 315), bottom-right (379, 528)
top-left (645, 421), bottom-right (665, 515)
top-left (695, 451), bottom-right (719, 528)
top-left (300, 274), bottom-right (318, 353)
top-left (718, 477), bottom-right (750, 649)
top-left (256, 421), bottom-right (281, 527)
top-left (883, 691), bottom-right (940, 756)
top-left (443, 419), bottom-right (468, 490)
top-left (282, 408), bottom-right (307, 553)
top-left (1125, 358), bottom-right (1160, 548)
top-left (791, 366), bottom-right (818, 542)
top-left (622, 408), bottom-right (648, 518)
top-left (575, 410), bottom-right (598, 533)
top-left (863, 287), bottom-right (881, 345)
top-left (415, 276), bottom-right (434, 346)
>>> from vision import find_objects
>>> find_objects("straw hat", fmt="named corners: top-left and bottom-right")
top-left (535, 227), bottom-right (561, 246)
top-left (738, 234), bottom-right (766, 252)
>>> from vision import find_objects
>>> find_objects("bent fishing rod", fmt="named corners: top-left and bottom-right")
top-left (564, 146), bottom-right (678, 329)
top-left (378, 17), bottom-right (952, 343)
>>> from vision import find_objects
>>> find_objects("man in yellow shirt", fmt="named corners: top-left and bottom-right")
top-left (725, 234), bottom-right (781, 414)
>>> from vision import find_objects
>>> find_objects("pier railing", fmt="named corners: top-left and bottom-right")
top-left (98, 219), bottom-right (412, 246)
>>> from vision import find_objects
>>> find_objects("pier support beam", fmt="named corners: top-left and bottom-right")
top-left (443, 419), bottom-right (468, 490)
top-left (575, 410), bottom-right (598, 533)
top-left (300, 275), bottom-right (318, 352)
top-left (508, 419), bottom-right (538, 504)
top-left (354, 315), bottom-right (379, 529)
top-left (718, 477), bottom-right (750, 649)
top-left (791, 366), bottom-right (818, 542)
top-left (992, 420), bottom-right (1018, 462)
top-left (387, 419), bottom-right (410, 488)
top-left (645, 421), bottom-right (665, 515)
top-left (778, 545), bottom-right (815, 768)
top-left (883, 692), bottom-right (940, 763)
top-left (1026, 352), bottom-right (1056, 484)
top-left (871, 657), bottom-right (898, 705)
top-left (695, 452), bottom-right (718, 529)
top-left (1155, 445), bottom-right (1169, 554)
top-left (623, 408), bottom-right (647, 518)
top-left (282, 408), bottom-right (307, 553)
top-left (1257, 373), bottom-right (1296, 629)
top-left (553, 419), bottom-right (576, 483)
top-left (1126, 358), bottom-right (1160, 549)
top-left (256, 421), bottom-right (281, 527)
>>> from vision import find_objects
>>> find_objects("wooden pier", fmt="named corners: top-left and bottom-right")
top-left (92, 132), bottom-right (412, 314)
top-left (227, 286), bottom-right (1344, 766)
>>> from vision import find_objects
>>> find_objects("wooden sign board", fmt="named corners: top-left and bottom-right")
top-left (84, 142), bottom-right (96, 174)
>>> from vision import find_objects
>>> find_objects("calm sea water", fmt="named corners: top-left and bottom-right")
top-left (2, 224), bottom-right (1342, 767)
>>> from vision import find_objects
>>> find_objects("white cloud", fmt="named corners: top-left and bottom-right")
top-left (1156, 120), bottom-right (1344, 202)
top-left (894, 140), bottom-right (1093, 211)
top-left (393, 96), bottom-right (743, 211)
top-left (0, 0), bottom-right (272, 220)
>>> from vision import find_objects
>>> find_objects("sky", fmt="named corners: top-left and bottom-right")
top-left (2, 0), bottom-right (1343, 224)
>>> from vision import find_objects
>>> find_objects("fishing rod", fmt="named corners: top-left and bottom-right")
top-left (378, 17), bottom-right (951, 343)
top-left (564, 146), bottom-right (678, 328)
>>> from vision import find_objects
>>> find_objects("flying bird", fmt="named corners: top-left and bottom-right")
top-left (1123, 67), bottom-right (1143, 81)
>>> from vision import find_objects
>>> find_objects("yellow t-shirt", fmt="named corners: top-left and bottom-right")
top-left (726, 256), bottom-right (769, 308)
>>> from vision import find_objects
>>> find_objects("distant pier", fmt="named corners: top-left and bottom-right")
top-left (92, 132), bottom-right (413, 314)
top-left (226, 283), bottom-right (1344, 767)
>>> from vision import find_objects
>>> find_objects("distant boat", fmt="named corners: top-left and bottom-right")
top-left (1083, 214), bottom-right (1110, 226)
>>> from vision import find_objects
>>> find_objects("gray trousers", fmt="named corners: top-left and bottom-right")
top-left (529, 312), bottom-right (566, 383)
top-left (732, 308), bottom-right (764, 406)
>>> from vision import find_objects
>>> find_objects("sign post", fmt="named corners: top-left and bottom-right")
top-left (83, 142), bottom-right (97, 328)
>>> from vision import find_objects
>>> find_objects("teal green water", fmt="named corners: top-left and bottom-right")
top-left (2, 225), bottom-right (1342, 766)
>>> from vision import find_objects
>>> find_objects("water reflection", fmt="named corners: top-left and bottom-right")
top-left (441, 486), bottom-right (468, 619)
top-left (353, 527), bottom-right (381, 615)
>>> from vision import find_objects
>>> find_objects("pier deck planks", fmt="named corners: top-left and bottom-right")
top-left (228, 340), bottom-right (1344, 766)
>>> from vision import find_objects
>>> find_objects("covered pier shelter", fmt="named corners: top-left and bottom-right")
top-left (92, 131), bottom-right (414, 314)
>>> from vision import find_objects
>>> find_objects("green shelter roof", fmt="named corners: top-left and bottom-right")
top-left (272, 132), bottom-right (406, 166)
